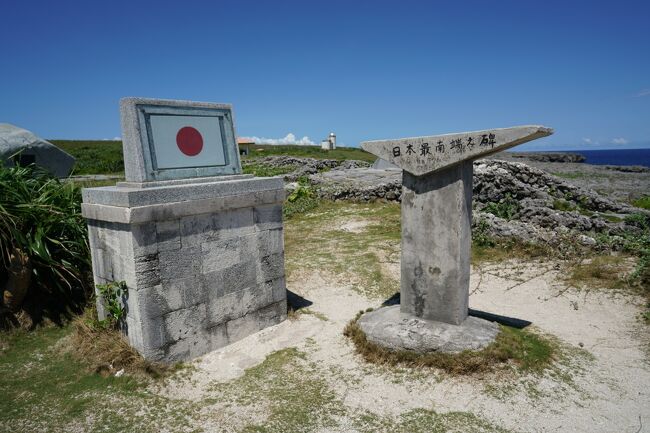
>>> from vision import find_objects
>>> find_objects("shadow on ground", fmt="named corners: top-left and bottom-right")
top-left (381, 292), bottom-right (531, 329)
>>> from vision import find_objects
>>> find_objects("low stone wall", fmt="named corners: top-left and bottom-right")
top-left (83, 176), bottom-right (287, 362)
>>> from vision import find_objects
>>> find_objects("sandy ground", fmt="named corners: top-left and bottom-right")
top-left (151, 257), bottom-right (649, 432)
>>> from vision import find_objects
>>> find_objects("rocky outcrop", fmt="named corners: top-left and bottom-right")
top-left (507, 152), bottom-right (586, 163)
top-left (309, 159), bottom-right (648, 246)
top-left (244, 156), bottom-right (370, 181)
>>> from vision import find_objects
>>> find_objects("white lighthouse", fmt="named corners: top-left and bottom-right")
top-left (321, 132), bottom-right (337, 150)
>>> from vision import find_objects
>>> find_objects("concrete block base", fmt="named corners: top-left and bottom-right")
top-left (357, 306), bottom-right (499, 354)
top-left (82, 175), bottom-right (287, 363)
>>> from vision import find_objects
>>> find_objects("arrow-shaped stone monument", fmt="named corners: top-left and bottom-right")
top-left (357, 125), bottom-right (553, 353)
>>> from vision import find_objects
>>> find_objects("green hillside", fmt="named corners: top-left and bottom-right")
top-left (51, 140), bottom-right (375, 175)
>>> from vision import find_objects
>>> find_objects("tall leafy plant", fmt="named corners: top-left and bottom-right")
top-left (0, 164), bottom-right (91, 312)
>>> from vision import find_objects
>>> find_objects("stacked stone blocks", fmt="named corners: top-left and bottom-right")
top-left (84, 176), bottom-right (287, 362)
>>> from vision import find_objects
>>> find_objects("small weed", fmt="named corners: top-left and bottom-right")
top-left (283, 183), bottom-right (320, 219)
top-left (472, 218), bottom-right (495, 248)
top-left (96, 281), bottom-right (127, 327)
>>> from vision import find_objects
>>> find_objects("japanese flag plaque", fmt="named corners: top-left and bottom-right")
top-left (120, 97), bottom-right (242, 182)
top-left (356, 125), bottom-right (553, 354)
top-left (81, 97), bottom-right (287, 363)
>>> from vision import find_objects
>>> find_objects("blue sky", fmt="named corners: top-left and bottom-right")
top-left (1, 0), bottom-right (649, 150)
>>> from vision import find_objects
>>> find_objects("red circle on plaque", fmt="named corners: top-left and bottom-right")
top-left (176, 126), bottom-right (203, 156)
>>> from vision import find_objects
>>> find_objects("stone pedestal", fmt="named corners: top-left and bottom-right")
top-left (82, 175), bottom-right (287, 362)
top-left (401, 161), bottom-right (472, 325)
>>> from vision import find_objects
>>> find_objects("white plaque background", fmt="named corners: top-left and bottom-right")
top-left (149, 115), bottom-right (226, 169)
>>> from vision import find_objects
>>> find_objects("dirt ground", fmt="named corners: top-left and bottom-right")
top-left (150, 209), bottom-right (650, 433)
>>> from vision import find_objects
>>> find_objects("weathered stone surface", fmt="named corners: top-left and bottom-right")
top-left (84, 177), bottom-right (287, 363)
top-left (0, 123), bottom-right (75, 177)
top-left (361, 125), bottom-right (552, 176)
top-left (358, 306), bottom-right (499, 353)
top-left (82, 176), bottom-right (283, 208)
top-left (355, 126), bottom-right (551, 351)
top-left (371, 158), bottom-right (399, 170)
top-left (401, 162), bottom-right (472, 325)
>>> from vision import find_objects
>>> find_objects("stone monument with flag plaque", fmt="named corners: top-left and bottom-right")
top-left (82, 98), bottom-right (287, 362)
top-left (357, 125), bottom-right (553, 353)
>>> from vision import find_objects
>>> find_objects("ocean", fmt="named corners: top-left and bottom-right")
top-left (563, 148), bottom-right (650, 167)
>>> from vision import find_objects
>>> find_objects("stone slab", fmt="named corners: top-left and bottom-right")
top-left (82, 176), bottom-right (284, 208)
top-left (117, 174), bottom-right (253, 189)
top-left (357, 305), bottom-right (499, 353)
top-left (81, 189), bottom-right (285, 224)
top-left (361, 125), bottom-right (553, 176)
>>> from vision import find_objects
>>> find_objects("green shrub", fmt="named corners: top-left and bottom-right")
top-left (0, 165), bottom-right (91, 320)
top-left (632, 196), bottom-right (650, 210)
top-left (472, 218), bottom-right (495, 248)
top-left (283, 183), bottom-right (320, 219)
top-left (483, 194), bottom-right (519, 220)
top-left (552, 199), bottom-right (575, 212)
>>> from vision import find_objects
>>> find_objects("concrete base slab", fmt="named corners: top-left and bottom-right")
top-left (357, 305), bottom-right (499, 353)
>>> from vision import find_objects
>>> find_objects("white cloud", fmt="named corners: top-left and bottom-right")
top-left (582, 137), bottom-right (593, 144)
top-left (611, 137), bottom-right (628, 145)
top-left (246, 133), bottom-right (316, 146)
top-left (635, 89), bottom-right (650, 97)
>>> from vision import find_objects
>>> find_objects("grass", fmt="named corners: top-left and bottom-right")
top-left (211, 347), bottom-right (347, 432)
top-left (69, 306), bottom-right (171, 377)
top-left (1, 322), bottom-right (514, 432)
top-left (210, 346), bottom-right (512, 433)
top-left (344, 311), bottom-right (556, 375)
top-left (52, 140), bottom-right (374, 175)
top-left (242, 161), bottom-right (295, 177)
top-left (243, 143), bottom-right (375, 162)
top-left (284, 201), bottom-right (401, 300)
top-left (52, 140), bottom-right (124, 175)
top-left (0, 325), bottom-right (200, 433)
top-left (632, 195), bottom-right (650, 210)
top-left (471, 234), bottom-right (551, 265)
top-left (565, 255), bottom-right (632, 292)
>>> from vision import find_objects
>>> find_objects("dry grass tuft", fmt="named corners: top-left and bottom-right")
top-left (343, 311), bottom-right (555, 375)
top-left (70, 306), bottom-right (170, 377)
top-left (566, 255), bottom-right (633, 291)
